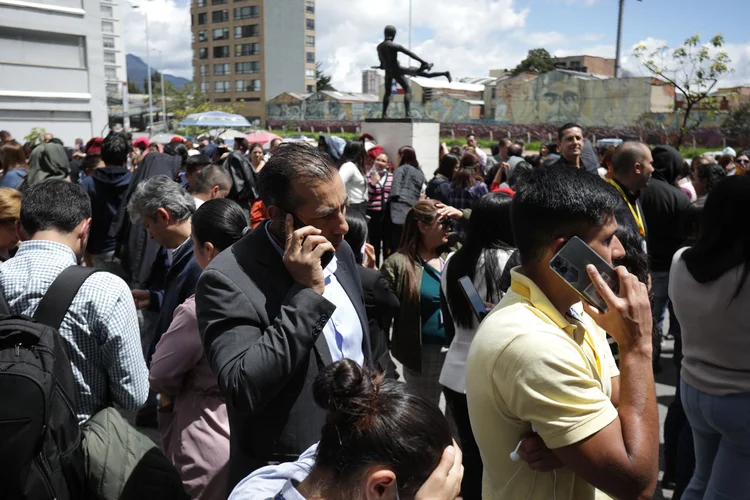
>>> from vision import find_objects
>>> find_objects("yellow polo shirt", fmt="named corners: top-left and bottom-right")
top-left (466, 268), bottom-right (619, 500)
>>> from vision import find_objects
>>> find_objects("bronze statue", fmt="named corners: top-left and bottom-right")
top-left (373, 25), bottom-right (452, 118)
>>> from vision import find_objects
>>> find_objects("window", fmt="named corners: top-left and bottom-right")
top-left (237, 97), bottom-right (260, 102)
top-left (102, 21), bottom-right (114, 33)
top-left (106, 83), bottom-right (119, 96)
top-left (104, 51), bottom-right (116, 63)
top-left (234, 25), bottom-right (259, 39)
top-left (305, 68), bottom-right (315, 79)
top-left (214, 80), bottom-right (231, 93)
top-left (306, 84), bottom-right (315, 93)
top-left (200, 82), bottom-right (209, 93)
top-left (235, 61), bottom-right (260, 74)
top-left (105, 67), bottom-right (117, 79)
top-left (235, 43), bottom-right (260, 57)
top-left (197, 13), bottom-right (207, 24)
top-left (1, 26), bottom-right (87, 69)
top-left (197, 0), bottom-right (206, 6)
top-left (211, 0), bottom-right (227, 4)
top-left (200, 64), bottom-right (209, 76)
top-left (213, 45), bottom-right (229, 58)
top-left (305, 1), bottom-right (314, 13)
top-left (214, 63), bottom-right (231, 75)
top-left (211, 9), bottom-right (228, 22)
top-left (215, 98), bottom-right (231, 102)
top-left (306, 18), bottom-right (314, 30)
top-left (103, 37), bottom-right (115, 49)
top-left (199, 47), bottom-right (208, 59)
top-left (235, 79), bottom-right (261, 92)
top-left (233, 5), bottom-right (258, 19)
top-left (100, 5), bottom-right (113, 17)
top-left (306, 52), bottom-right (315, 64)
top-left (213, 27), bottom-right (229, 40)
top-left (198, 30), bottom-right (207, 42)
top-left (305, 35), bottom-right (314, 47)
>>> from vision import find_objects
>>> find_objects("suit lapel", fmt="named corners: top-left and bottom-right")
top-left (167, 238), bottom-right (194, 280)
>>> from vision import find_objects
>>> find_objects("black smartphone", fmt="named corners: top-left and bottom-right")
top-left (458, 276), bottom-right (489, 322)
top-left (549, 236), bottom-right (619, 312)
top-left (283, 212), bottom-right (335, 269)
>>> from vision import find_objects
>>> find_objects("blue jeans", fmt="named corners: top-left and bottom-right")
top-left (681, 379), bottom-right (750, 499)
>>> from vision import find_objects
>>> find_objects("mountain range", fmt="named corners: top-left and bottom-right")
top-left (126, 54), bottom-right (190, 91)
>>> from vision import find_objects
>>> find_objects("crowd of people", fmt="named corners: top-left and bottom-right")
top-left (0, 123), bottom-right (748, 500)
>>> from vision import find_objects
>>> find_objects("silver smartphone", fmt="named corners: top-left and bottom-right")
top-left (549, 236), bottom-right (619, 311)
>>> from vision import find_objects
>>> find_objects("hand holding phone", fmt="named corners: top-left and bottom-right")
top-left (282, 214), bottom-right (334, 295)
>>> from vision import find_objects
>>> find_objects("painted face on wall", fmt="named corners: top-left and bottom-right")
top-left (538, 80), bottom-right (581, 125)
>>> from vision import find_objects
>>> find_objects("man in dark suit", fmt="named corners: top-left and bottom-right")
top-left (196, 143), bottom-right (386, 490)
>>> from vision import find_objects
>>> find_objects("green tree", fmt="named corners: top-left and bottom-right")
top-left (315, 62), bottom-right (335, 91)
top-left (724, 100), bottom-right (750, 149)
top-left (24, 127), bottom-right (46, 145)
top-left (512, 48), bottom-right (556, 75)
top-left (634, 34), bottom-right (733, 147)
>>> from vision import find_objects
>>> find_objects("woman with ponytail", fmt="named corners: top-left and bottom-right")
top-left (149, 198), bottom-right (248, 500)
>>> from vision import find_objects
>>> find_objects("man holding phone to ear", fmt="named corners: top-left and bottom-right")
top-left (466, 166), bottom-right (659, 499)
top-left (196, 142), bottom-right (384, 490)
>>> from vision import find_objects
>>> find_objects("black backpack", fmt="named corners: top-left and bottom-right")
top-left (0, 266), bottom-right (100, 500)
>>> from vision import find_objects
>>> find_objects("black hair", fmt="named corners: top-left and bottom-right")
top-left (558, 123), bottom-right (583, 141)
top-left (466, 133), bottom-right (475, 139)
top-left (512, 166), bottom-right (620, 265)
top-left (101, 134), bottom-right (129, 166)
top-left (446, 193), bottom-right (514, 328)
top-left (163, 142), bottom-right (188, 166)
top-left (234, 138), bottom-right (249, 151)
top-left (498, 138), bottom-right (511, 149)
top-left (21, 179), bottom-right (91, 235)
top-left (682, 176), bottom-right (750, 300)
top-left (524, 154), bottom-right (541, 168)
top-left (313, 359), bottom-right (452, 496)
top-left (193, 164), bottom-right (232, 195)
top-left (338, 140), bottom-right (365, 175)
top-left (514, 139), bottom-right (525, 149)
top-left (257, 142), bottom-right (337, 211)
top-left (695, 162), bottom-right (726, 194)
top-left (508, 143), bottom-right (523, 157)
top-left (545, 142), bottom-right (559, 155)
top-left (191, 198), bottom-right (247, 252)
top-left (398, 145), bottom-right (419, 168)
top-left (613, 224), bottom-right (649, 285)
top-left (507, 161), bottom-right (533, 190)
top-left (344, 211), bottom-right (368, 265)
top-left (186, 154), bottom-right (212, 174)
top-left (436, 153), bottom-right (459, 179)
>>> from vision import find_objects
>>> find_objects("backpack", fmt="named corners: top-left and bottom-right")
top-left (0, 266), bottom-right (101, 500)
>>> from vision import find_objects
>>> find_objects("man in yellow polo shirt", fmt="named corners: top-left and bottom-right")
top-left (466, 166), bottom-right (659, 499)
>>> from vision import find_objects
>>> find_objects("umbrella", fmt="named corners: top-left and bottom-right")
top-left (179, 111), bottom-right (252, 128)
top-left (245, 131), bottom-right (282, 144)
top-left (150, 133), bottom-right (186, 144)
top-left (217, 129), bottom-right (249, 141)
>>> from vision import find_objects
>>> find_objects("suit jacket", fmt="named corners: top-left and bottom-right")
top-left (358, 267), bottom-right (399, 379)
top-left (147, 238), bottom-right (202, 364)
top-left (195, 225), bottom-right (379, 490)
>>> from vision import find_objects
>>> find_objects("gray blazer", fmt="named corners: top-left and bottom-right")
top-left (196, 224), bottom-right (376, 490)
top-left (389, 163), bottom-right (425, 225)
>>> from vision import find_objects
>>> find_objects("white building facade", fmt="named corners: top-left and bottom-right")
top-left (0, 0), bottom-right (110, 143)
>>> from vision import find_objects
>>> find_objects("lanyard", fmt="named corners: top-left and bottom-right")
top-left (511, 280), bottom-right (603, 380)
top-left (606, 179), bottom-right (645, 237)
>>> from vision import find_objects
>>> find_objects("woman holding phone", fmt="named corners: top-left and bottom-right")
top-left (440, 193), bottom-right (515, 499)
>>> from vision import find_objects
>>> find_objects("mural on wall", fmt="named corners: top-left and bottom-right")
top-left (492, 71), bottom-right (673, 127)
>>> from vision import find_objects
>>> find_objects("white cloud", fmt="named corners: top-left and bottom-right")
top-left (123, 0), bottom-right (193, 79)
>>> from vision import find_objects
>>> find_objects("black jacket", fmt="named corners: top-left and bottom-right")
top-left (82, 166), bottom-right (132, 255)
top-left (196, 226), bottom-right (381, 489)
top-left (358, 267), bottom-right (399, 379)
top-left (223, 150), bottom-right (258, 209)
top-left (109, 153), bottom-right (181, 287)
top-left (426, 175), bottom-right (450, 203)
top-left (639, 146), bottom-right (691, 272)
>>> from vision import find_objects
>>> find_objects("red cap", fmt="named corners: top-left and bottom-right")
top-left (85, 137), bottom-right (103, 156)
top-left (169, 136), bottom-right (185, 143)
top-left (133, 137), bottom-right (150, 149)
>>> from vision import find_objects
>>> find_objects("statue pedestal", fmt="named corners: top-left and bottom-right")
top-left (361, 119), bottom-right (440, 174)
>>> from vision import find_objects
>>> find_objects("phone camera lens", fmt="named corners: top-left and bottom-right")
top-left (560, 266), bottom-right (568, 274)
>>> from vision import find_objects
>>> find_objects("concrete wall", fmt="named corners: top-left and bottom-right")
top-left (0, 0), bottom-right (108, 144)
top-left (263, 0), bottom-right (304, 101)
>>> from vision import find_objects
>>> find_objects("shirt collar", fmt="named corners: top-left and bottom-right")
top-left (612, 177), bottom-right (639, 201)
top-left (17, 240), bottom-right (77, 261)
top-left (509, 267), bottom-right (577, 335)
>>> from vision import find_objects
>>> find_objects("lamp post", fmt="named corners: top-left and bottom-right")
top-left (132, 4), bottom-right (154, 135)
top-left (153, 48), bottom-right (167, 131)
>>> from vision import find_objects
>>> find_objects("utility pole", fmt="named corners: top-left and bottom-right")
top-left (133, 5), bottom-right (154, 136)
top-left (614, 0), bottom-right (624, 78)
top-left (154, 48), bottom-right (167, 131)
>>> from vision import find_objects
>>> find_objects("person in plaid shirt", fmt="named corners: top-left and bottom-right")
top-left (447, 153), bottom-right (489, 239)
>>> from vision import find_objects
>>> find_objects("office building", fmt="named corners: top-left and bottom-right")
top-left (0, 0), bottom-right (109, 143)
top-left (101, 0), bottom-right (127, 100)
top-left (191, 0), bottom-right (316, 124)
top-left (362, 69), bottom-right (382, 95)
top-left (554, 55), bottom-right (616, 77)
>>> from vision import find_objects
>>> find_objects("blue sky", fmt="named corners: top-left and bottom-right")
top-left (124, 0), bottom-right (750, 90)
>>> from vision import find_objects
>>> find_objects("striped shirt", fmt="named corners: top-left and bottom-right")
top-left (0, 240), bottom-right (149, 422)
top-left (366, 170), bottom-right (393, 212)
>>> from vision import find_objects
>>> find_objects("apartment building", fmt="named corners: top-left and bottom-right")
top-left (191, 0), bottom-right (316, 124)
top-left (554, 55), bottom-right (615, 77)
top-left (100, 0), bottom-right (126, 100)
top-left (0, 0), bottom-right (109, 143)
top-left (362, 69), bottom-right (383, 95)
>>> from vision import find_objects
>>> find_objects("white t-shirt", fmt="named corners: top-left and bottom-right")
top-left (338, 162), bottom-right (368, 204)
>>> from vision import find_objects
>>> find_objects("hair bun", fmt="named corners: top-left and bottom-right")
top-left (313, 359), bottom-right (378, 418)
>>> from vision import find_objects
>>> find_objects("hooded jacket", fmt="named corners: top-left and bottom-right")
top-left (639, 145), bottom-right (691, 272)
top-left (82, 166), bottom-right (133, 255)
top-left (26, 143), bottom-right (70, 187)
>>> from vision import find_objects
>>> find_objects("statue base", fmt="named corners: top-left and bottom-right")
top-left (361, 119), bottom-right (440, 173)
